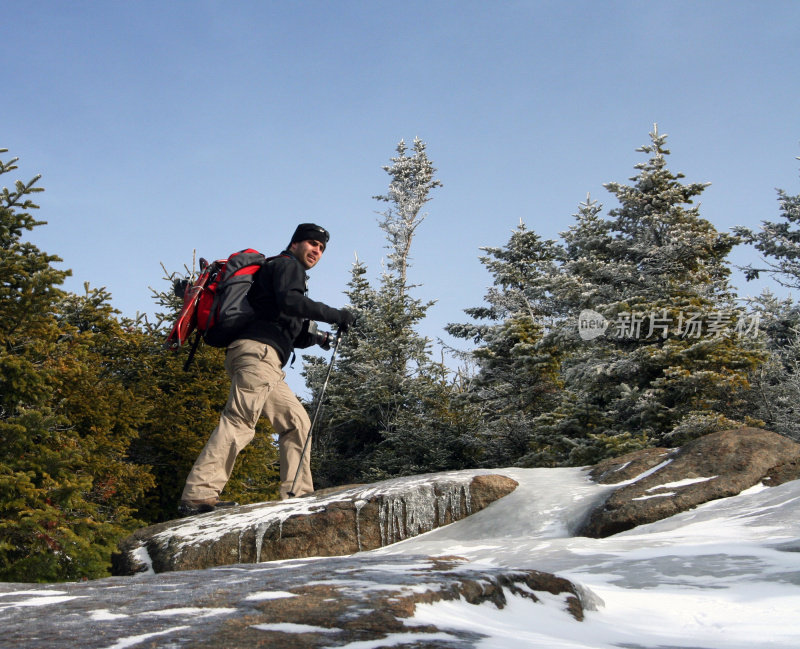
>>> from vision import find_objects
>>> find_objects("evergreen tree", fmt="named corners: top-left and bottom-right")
top-left (373, 138), bottom-right (442, 289)
top-left (309, 138), bottom-right (462, 485)
top-left (537, 126), bottom-right (764, 462)
top-left (734, 156), bottom-right (800, 441)
top-left (452, 128), bottom-right (765, 468)
top-left (366, 361), bottom-right (484, 477)
top-left (736, 292), bottom-right (800, 441)
top-left (305, 259), bottom-right (389, 485)
top-left (446, 222), bottom-right (564, 467)
top-left (734, 154), bottom-right (800, 288)
top-left (53, 286), bottom-right (156, 528)
top-left (0, 149), bottom-right (152, 581)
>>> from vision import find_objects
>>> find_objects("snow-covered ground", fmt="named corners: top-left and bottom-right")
top-left (374, 467), bottom-right (800, 649)
top-left (1, 467), bottom-right (799, 649)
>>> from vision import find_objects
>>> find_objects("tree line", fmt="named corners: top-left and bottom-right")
top-left (1, 129), bottom-right (799, 582)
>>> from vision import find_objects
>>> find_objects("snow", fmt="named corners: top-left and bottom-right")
top-left (0, 592), bottom-right (84, 612)
top-left (130, 545), bottom-right (154, 575)
top-left (320, 631), bottom-right (462, 648)
top-left (2, 467), bottom-right (800, 648)
top-left (243, 590), bottom-right (296, 601)
top-left (100, 626), bottom-right (190, 649)
top-left (369, 468), bottom-right (800, 648)
top-left (251, 622), bottom-right (339, 634)
top-left (90, 609), bottom-right (129, 621)
top-left (632, 491), bottom-right (676, 500)
top-left (606, 456), bottom-right (673, 486)
top-left (646, 476), bottom-right (717, 491)
top-left (149, 607), bottom-right (236, 618)
top-left (630, 475), bottom-right (719, 501)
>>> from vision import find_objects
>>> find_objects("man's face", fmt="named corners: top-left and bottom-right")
top-left (290, 239), bottom-right (325, 269)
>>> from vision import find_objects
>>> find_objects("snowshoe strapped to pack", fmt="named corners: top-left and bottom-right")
top-left (164, 256), bottom-right (220, 351)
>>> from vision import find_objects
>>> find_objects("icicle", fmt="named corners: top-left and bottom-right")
top-left (372, 475), bottom-right (482, 547)
top-left (354, 499), bottom-right (367, 552)
top-left (378, 482), bottom-right (458, 545)
top-left (254, 521), bottom-right (272, 563)
top-left (379, 497), bottom-right (407, 545)
top-left (436, 491), bottom-right (448, 526)
top-left (378, 498), bottom-right (387, 545)
top-left (402, 484), bottom-right (437, 538)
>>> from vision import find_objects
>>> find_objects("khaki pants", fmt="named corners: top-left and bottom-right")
top-left (181, 339), bottom-right (314, 501)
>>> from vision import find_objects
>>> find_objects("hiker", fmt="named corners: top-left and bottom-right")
top-left (179, 223), bottom-right (354, 515)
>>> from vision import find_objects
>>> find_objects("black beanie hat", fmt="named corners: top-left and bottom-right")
top-left (291, 223), bottom-right (330, 249)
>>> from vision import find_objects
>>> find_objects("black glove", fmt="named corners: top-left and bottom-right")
top-left (299, 320), bottom-right (332, 350)
top-left (336, 308), bottom-right (355, 332)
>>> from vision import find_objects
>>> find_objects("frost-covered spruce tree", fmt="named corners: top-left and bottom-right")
top-left (446, 222), bottom-right (564, 467)
top-left (736, 293), bottom-right (800, 441)
top-left (518, 197), bottom-right (623, 464)
top-left (307, 258), bottom-right (409, 486)
top-left (733, 156), bottom-right (800, 441)
top-left (734, 154), bottom-right (800, 288)
top-left (374, 137), bottom-right (442, 291)
top-left (536, 126), bottom-right (764, 464)
top-left (309, 138), bottom-right (467, 486)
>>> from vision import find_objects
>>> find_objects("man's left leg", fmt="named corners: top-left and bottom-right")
top-left (263, 378), bottom-right (314, 499)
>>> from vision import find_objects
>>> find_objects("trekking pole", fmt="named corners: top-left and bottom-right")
top-left (287, 329), bottom-right (344, 498)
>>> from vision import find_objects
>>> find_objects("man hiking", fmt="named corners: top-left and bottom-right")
top-left (179, 223), bottom-right (354, 515)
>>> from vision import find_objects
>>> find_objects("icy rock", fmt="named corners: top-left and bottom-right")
top-left (578, 427), bottom-right (800, 537)
top-left (112, 471), bottom-right (517, 575)
top-left (1, 555), bottom-right (591, 649)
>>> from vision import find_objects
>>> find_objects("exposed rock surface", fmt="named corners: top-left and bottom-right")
top-left (113, 471), bottom-right (518, 576)
top-left (0, 554), bottom-right (598, 649)
top-left (7, 436), bottom-right (800, 649)
top-left (578, 427), bottom-right (800, 537)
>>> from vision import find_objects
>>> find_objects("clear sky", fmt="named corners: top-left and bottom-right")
top-left (5, 0), bottom-right (800, 391)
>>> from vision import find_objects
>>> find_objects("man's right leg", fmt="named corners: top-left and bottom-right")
top-left (181, 339), bottom-right (275, 505)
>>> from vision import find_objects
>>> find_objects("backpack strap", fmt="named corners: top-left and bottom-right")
top-left (183, 330), bottom-right (203, 371)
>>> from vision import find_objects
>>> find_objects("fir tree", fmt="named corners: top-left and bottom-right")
top-left (734, 154), bottom-right (800, 288)
top-left (537, 126), bottom-right (764, 462)
top-left (309, 138), bottom-right (458, 485)
top-left (453, 128), bottom-right (765, 468)
top-left (734, 156), bottom-right (800, 441)
top-left (446, 222), bottom-right (564, 467)
top-left (0, 148), bottom-right (152, 581)
top-left (306, 259), bottom-right (388, 485)
top-left (736, 292), bottom-right (800, 441)
top-left (53, 286), bottom-right (156, 526)
top-left (373, 138), bottom-right (442, 290)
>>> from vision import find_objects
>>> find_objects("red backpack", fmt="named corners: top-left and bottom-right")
top-left (165, 249), bottom-right (271, 367)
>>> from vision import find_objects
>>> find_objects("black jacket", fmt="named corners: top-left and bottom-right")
top-left (241, 251), bottom-right (342, 366)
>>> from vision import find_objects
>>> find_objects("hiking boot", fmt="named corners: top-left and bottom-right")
top-left (178, 498), bottom-right (239, 516)
top-left (214, 500), bottom-right (239, 509)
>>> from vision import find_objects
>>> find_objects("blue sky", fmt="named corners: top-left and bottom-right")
top-left (5, 0), bottom-right (800, 391)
